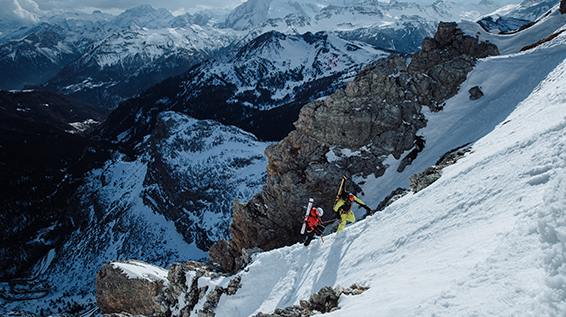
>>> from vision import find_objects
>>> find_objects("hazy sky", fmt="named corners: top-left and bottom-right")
top-left (0, 0), bottom-right (526, 25)
top-left (2, 0), bottom-right (244, 16)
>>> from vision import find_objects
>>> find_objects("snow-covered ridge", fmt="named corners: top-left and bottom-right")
top-left (178, 31), bottom-right (388, 111)
top-left (460, 3), bottom-right (566, 54)
top-left (84, 26), bottom-right (238, 69)
top-left (112, 260), bottom-right (169, 285)
top-left (223, 0), bottom-right (499, 32)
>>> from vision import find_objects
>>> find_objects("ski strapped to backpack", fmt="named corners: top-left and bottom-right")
top-left (336, 175), bottom-right (347, 201)
top-left (300, 198), bottom-right (314, 235)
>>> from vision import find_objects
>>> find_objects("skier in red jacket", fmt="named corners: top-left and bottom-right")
top-left (304, 207), bottom-right (325, 246)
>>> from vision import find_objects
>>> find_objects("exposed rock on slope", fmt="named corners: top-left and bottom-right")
top-left (409, 146), bottom-right (472, 194)
top-left (95, 260), bottom-right (369, 317)
top-left (96, 261), bottom-right (167, 315)
top-left (208, 22), bottom-right (499, 273)
top-left (95, 260), bottom-right (240, 317)
top-left (253, 284), bottom-right (369, 316)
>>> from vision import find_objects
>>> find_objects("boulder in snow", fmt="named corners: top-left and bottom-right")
top-left (95, 260), bottom-right (168, 315)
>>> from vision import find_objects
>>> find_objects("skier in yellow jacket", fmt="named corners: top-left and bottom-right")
top-left (333, 192), bottom-right (372, 232)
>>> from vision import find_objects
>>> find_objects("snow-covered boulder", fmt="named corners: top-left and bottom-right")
top-left (95, 260), bottom-right (168, 315)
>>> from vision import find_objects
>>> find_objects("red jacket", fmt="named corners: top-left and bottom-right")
top-left (306, 208), bottom-right (321, 229)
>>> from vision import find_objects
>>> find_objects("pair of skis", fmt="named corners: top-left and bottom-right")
top-left (300, 198), bottom-right (314, 235)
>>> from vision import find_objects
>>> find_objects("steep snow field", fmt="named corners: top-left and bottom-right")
top-left (206, 7), bottom-right (566, 317)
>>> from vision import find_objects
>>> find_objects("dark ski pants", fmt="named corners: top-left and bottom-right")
top-left (304, 224), bottom-right (325, 246)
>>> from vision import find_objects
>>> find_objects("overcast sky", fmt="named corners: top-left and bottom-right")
top-left (1, 0), bottom-right (526, 26)
top-left (2, 0), bottom-right (245, 16)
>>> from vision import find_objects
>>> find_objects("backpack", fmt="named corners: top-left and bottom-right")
top-left (340, 198), bottom-right (353, 215)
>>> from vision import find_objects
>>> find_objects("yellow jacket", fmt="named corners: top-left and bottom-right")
top-left (333, 194), bottom-right (366, 214)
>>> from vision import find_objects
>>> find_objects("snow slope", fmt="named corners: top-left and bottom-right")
top-left (201, 5), bottom-right (566, 317)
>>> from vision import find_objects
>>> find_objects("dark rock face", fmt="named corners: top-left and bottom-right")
top-left (477, 16), bottom-right (533, 34)
top-left (208, 22), bottom-right (500, 273)
top-left (561, 0), bottom-right (566, 14)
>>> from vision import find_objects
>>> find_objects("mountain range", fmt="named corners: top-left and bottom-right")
top-left (98, 30), bottom-right (391, 142)
top-left (1, 0), bottom-right (565, 316)
top-left (0, 0), bottom-right (520, 109)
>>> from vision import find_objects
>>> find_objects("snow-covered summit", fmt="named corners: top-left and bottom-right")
top-left (43, 25), bottom-right (239, 108)
top-left (113, 5), bottom-right (177, 30)
top-left (221, 0), bottom-right (500, 33)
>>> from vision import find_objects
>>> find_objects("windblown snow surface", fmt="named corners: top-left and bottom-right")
top-left (200, 6), bottom-right (566, 316)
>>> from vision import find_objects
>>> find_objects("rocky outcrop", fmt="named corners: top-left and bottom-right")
top-left (96, 260), bottom-right (241, 317)
top-left (208, 22), bottom-right (499, 273)
top-left (409, 146), bottom-right (472, 193)
top-left (376, 145), bottom-right (472, 212)
top-left (253, 284), bottom-right (369, 316)
top-left (519, 29), bottom-right (566, 52)
top-left (560, 0), bottom-right (566, 14)
top-left (469, 86), bottom-right (484, 100)
top-left (408, 22), bottom-right (499, 73)
top-left (96, 261), bottom-right (167, 316)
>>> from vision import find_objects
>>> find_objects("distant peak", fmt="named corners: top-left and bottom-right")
top-left (122, 4), bottom-right (156, 16)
